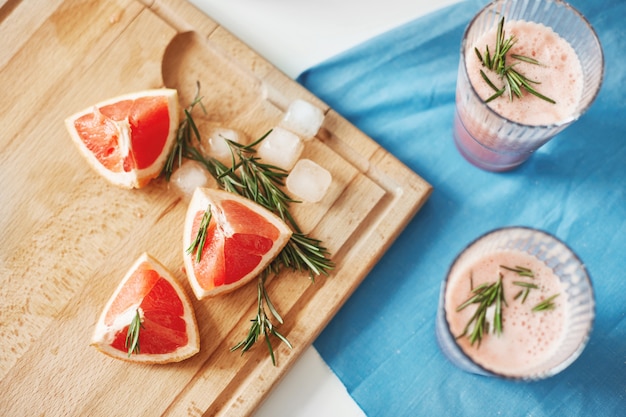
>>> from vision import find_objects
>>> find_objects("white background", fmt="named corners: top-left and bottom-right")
top-left (187, 1), bottom-right (461, 416)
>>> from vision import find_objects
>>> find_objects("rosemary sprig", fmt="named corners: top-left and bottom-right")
top-left (277, 232), bottom-right (333, 280)
top-left (501, 264), bottom-right (536, 303)
top-left (225, 134), bottom-right (301, 230)
top-left (162, 82), bottom-right (206, 181)
top-left (192, 137), bottom-right (333, 360)
top-left (186, 137), bottom-right (334, 279)
top-left (125, 309), bottom-right (143, 357)
top-left (513, 281), bottom-right (539, 304)
top-left (500, 265), bottom-right (534, 278)
top-left (456, 274), bottom-right (506, 346)
top-left (162, 86), bottom-right (334, 363)
top-left (186, 204), bottom-right (212, 263)
top-left (475, 17), bottom-right (556, 104)
top-left (532, 293), bottom-right (560, 312)
top-left (230, 272), bottom-right (293, 365)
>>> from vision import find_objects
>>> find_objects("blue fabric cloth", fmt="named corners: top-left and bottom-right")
top-left (297, 0), bottom-right (626, 415)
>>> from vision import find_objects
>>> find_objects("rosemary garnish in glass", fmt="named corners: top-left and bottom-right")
top-left (500, 265), bottom-right (534, 278)
top-left (456, 264), bottom-right (562, 347)
top-left (513, 281), bottom-right (539, 304)
top-left (162, 85), bottom-right (334, 365)
top-left (125, 309), bottom-right (143, 357)
top-left (456, 273), bottom-right (506, 346)
top-left (501, 264), bottom-right (536, 303)
top-left (475, 17), bottom-right (556, 104)
top-left (532, 293), bottom-right (560, 312)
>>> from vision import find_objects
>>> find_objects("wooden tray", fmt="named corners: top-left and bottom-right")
top-left (0, 0), bottom-right (431, 415)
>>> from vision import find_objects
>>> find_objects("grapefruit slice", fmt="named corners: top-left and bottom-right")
top-left (65, 89), bottom-right (179, 189)
top-left (91, 253), bottom-right (200, 364)
top-left (183, 188), bottom-right (293, 299)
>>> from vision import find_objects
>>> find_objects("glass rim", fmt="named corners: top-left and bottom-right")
top-left (460, 0), bottom-right (605, 130)
top-left (441, 225), bottom-right (596, 381)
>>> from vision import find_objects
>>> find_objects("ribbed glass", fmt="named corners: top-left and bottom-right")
top-left (436, 227), bottom-right (595, 380)
top-left (453, 0), bottom-right (604, 171)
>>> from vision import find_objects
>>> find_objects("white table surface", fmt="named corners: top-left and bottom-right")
top-left (187, 1), bottom-right (460, 415)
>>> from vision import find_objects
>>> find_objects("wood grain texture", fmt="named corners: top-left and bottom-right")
top-left (0, 0), bottom-right (432, 415)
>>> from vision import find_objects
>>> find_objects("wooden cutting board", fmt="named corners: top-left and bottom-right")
top-left (0, 0), bottom-right (432, 415)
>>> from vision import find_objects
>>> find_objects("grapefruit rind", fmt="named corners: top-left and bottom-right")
top-left (65, 89), bottom-right (179, 189)
top-left (183, 188), bottom-right (293, 300)
top-left (91, 253), bottom-right (200, 364)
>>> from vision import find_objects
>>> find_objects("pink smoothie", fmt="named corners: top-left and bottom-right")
top-left (444, 250), bottom-right (568, 377)
top-left (454, 20), bottom-right (585, 170)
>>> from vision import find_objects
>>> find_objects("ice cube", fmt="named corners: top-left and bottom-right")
top-left (280, 99), bottom-right (324, 141)
top-left (169, 160), bottom-right (215, 199)
top-left (257, 127), bottom-right (304, 171)
top-left (286, 159), bottom-right (332, 203)
top-left (201, 127), bottom-right (244, 165)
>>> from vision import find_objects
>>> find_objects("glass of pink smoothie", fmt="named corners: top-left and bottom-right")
top-left (454, 0), bottom-right (604, 171)
top-left (436, 227), bottom-right (594, 380)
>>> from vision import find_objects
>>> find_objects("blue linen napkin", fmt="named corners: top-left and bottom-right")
top-left (298, 0), bottom-right (626, 415)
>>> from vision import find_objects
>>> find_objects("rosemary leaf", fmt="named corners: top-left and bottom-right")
top-left (475, 47), bottom-right (484, 65)
top-left (517, 74), bottom-right (557, 104)
top-left (480, 69), bottom-right (501, 93)
top-left (506, 71), bottom-right (524, 98)
top-left (185, 108), bottom-right (202, 143)
top-left (512, 281), bottom-right (539, 304)
top-left (262, 274), bottom-right (284, 325)
top-left (532, 293), bottom-right (560, 312)
top-left (485, 88), bottom-right (506, 103)
top-left (500, 265), bottom-right (535, 278)
top-left (494, 280), bottom-right (504, 335)
top-left (186, 205), bottom-right (212, 263)
top-left (512, 281), bottom-right (539, 289)
top-left (511, 54), bottom-right (541, 65)
top-left (125, 309), bottom-right (143, 357)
